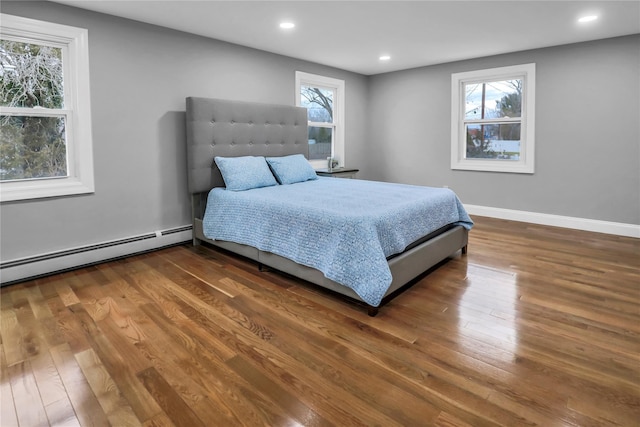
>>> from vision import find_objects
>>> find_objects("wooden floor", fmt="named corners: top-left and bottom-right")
top-left (1, 216), bottom-right (639, 427)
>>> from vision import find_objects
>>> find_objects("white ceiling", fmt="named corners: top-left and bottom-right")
top-left (51, 0), bottom-right (640, 75)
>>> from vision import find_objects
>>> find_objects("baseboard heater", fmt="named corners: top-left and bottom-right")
top-left (0, 225), bottom-right (193, 286)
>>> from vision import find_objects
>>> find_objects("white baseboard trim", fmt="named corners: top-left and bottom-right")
top-left (464, 205), bottom-right (640, 238)
top-left (0, 225), bottom-right (193, 285)
top-left (3, 207), bottom-right (637, 285)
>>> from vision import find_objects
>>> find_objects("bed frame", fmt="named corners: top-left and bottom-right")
top-left (186, 96), bottom-right (468, 315)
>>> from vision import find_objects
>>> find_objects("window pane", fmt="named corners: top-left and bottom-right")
top-left (308, 126), bottom-right (332, 160)
top-left (465, 123), bottom-right (521, 160)
top-left (464, 79), bottom-right (521, 120)
top-left (0, 115), bottom-right (67, 180)
top-left (300, 85), bottom-right (333, 123)
top-left (0, 40), bottom-right (64, 109)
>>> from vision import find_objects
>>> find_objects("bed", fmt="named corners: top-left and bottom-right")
top-left (186, 96), bottom-right (472, 316)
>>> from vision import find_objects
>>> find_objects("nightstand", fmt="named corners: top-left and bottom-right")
top-left (316, 167), bottom-right (359, 179)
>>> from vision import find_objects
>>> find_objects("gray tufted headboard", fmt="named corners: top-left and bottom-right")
top-left (186, 97), bottom-right (309, 194)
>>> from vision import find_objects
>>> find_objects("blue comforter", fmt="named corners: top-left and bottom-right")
top-left (203, 178), bottom-right (473, 306)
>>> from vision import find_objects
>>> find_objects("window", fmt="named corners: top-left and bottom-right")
top-left (451, 63), bottom-right (535, 173)
top-left (295, 71), bottom-right (345, 169)
top-left (0, 14), bottom-right (94, 202)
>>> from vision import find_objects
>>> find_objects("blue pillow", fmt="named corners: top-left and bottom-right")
top-left (266, 154), bottom-right (318, 185)
top-left (214, 156), bottom-right (278, 191)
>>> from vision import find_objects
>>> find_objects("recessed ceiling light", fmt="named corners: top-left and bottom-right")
top-left (578, 15), bottom-right (598, 23)
top-left (379, 55), bottom-right (391, 61)
top-left (279, 22), bottom-right (295, 29)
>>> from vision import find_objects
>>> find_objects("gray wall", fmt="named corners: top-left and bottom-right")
top-left (0, 1), bottom-right (369, 261)
top-left (366, 35), bottom-right (640, 225)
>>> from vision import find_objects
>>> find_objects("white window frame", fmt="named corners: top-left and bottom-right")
top-left (295, 71), bottom-right (345, 169)
top-left (0, 14), bottom-right (94, 202)
top-left (451, 63), bottom-right (535, 174)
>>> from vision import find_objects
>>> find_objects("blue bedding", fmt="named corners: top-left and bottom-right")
top-left (203, 178), bottom-right (473, 306)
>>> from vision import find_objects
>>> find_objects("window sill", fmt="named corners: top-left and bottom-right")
top-left (1, 177), bottom-right (94, 202)
top-left (451, 159), bottom-right (534, 174)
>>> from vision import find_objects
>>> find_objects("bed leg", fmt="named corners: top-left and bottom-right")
top-left (367, 307), bottom-right (379, 317)
top-left (461, 245), bottom-right (468, 255)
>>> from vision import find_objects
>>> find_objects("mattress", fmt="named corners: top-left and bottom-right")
top-left (202, 177), bottom-right (473, 306)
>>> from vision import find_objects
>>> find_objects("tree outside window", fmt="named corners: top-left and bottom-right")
top-left (1, 40), bottom-right (67, 181)
top-left (300, 85), bottom-right (334, 161)
top-left (464, 79), bottom-right (522, 160)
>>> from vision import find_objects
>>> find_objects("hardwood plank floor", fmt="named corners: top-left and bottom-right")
top-left (1, 216), bottom-right (639, 426)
